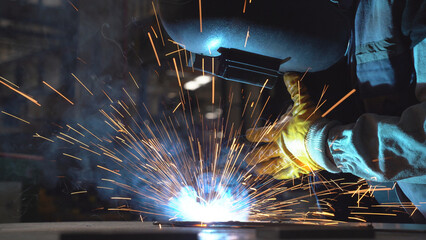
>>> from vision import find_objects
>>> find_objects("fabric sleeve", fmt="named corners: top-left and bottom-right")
top-left (307, 102), bottom-right (426, 183)
top-left (401, 0), bottom-right (426, 48)
top-left (306, 39), bottom-right (426, 184)
top-left (414, 37), bottom-right (426, 101)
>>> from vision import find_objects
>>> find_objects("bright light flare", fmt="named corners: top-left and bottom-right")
top-left (184, 81), bottom-right (200, 91)
top-left (194, 75), bottom-right (212, 84)
top-left (206, 38), bottom-right (222, 55)
top-left (168, 184), bottom-right (249, 222)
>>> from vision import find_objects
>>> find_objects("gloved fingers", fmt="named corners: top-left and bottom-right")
top-left (278, 109), bottom-right (293, 123)
top-left (283, 72), bottom-right (302, 100)
top-left (246, 125), bottom-right (276, 142)
top-left (273, 165), bottom-right (301, 179)
top-left (246, 107), bottom-right (293, 143)
top-left (283, 72), bottom-right (313, 108)
top-left (252, 157), bottom-right (290, 176)
top-left (246, 119), bottom-right (290, 143)
top-left (245, 142), bottom-right (282, 166)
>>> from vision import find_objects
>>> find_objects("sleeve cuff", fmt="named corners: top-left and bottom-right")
top-left (306, 119), bottom-right (341, 173)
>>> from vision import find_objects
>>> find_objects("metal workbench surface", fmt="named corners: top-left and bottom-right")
top-left (0, 221), bottom-right (425, 240)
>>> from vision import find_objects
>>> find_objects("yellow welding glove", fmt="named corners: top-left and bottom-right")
top-left (245, 72), bottom-right (324, 179)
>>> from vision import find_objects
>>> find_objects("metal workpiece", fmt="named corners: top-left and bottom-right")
top-left (1, 221), bottom-right (425, 240)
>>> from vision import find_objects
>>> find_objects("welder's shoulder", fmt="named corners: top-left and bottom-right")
top-left (401, 0), bottom-right (426, 48)
top-left (414, 38), bottom-right (426, 102)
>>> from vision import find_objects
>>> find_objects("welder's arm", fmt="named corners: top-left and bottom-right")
top-left (308, 39), bottom-right (426, 184)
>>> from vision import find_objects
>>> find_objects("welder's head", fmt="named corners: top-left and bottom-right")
top-left (158, 0), bottom-right (350, 72)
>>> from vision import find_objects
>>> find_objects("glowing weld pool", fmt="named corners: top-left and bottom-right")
top-left (167, 184), bottom-right (250, 222)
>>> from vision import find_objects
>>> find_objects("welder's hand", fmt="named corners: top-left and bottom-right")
top-left (245, 72), bottom-right (324, 179)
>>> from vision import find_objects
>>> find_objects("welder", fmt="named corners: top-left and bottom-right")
top-left (157, 0), bottom-right (426, 218)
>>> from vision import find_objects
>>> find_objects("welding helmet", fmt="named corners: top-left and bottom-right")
top-left (158, 0), bottom-right (350, 87)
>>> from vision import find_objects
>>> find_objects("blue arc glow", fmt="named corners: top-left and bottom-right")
top-left (167, 180), bottom-right (250, 222)
top-left (206, 37), bottom-right (222, 54)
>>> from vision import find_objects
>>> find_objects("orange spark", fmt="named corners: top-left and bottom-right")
top-left (0, 78), bottom-right (41, 106)
top-left (184, 48), bottom-right (189, 66)
top-left (199, 0), bottom-right (203, 32)
top-left (177, 45), bottom-right (185, 77)
top-left (173, 102), bottom-right (182, 113)
top-left (322, 89), bottom-right (356, 117)
top-left (76, 57), bottom-right (87, 64)
top-left (56, 136), bottom-right (74, 145)
top-left (241, 92), bottom-right (252, 117)
top-left (0, 76), bottom-right (19, 88)
top-left (1, 111), bottom-right (30, 124)
top-left (148, 32), bottom-right (161, 66)
top-left (150, 26), bottom-right (158, 38)
top-left (63, 153), bottom-right (82, 161)
top-left (167, 39), bottom-right (185, 47)
top-left (80, 146), bottom-right (101, 156)
top-left (260, 79), bottom-right (269, 94)
top-left (250, 79), bottom-right (269, 118)
top-left (306, 99), bottom-right (327, 122)
top-left (110, 104), bottom-right (124, 118)
top-left (71, 73), bottom-right (93, 95)
top-left (70, 191), bottom-right (87, 195)
top-left (77, 123), bottom-right (103, 142)
top-left (97, 165), bottom-right (122, 176)
top-left (251, 96), bottom-right (270, 131)
top-left (298, 80), bottom-right (301, 105)
top-left (33, 133), bottom-right (54, 142)
top-left (43, 81), bottom-right (74, 105)
top-left (173, 58), bottom-right (183, 89)
top-left (189, 52), bottom-right (195, 72)
top-left (350, 212), bottom-right (397, 216)
top-left (102, 89), bottom-right (113, 103)
top-left (172, 60), bottom-right (186, 108)
top-left (243, 0), bottom-right (247, 13)
top-left (299, 67), bottom-right (311, 82)
top-left (409, 207), bottom-right (418, 217)
top-left (129, 72), bottom-right (139, 89)
top-left (122, 88), bottom-right (136, 106)
top-left (108, 208), bottom-right (143, 213)
top-left (244, 27), bottom-right (250, 48)
top-left (202, 58), bottom-right (205, 75)
top-left (152, 1), bottom-right (165, 46)
top-left (165, 48), bottom-right (185, 56)
top-left (348, 216), bottom-right (367, 222)
top-left (60, 132), bottom-right (89, 147)
top-left (111, 197), bottom-right (132, 200)
top-left (212, 57), bottom-right (215, 104)
top-left (66, 124), bottom-right (85, 137)
top-left (67, 0), bottom-right (78, 11)
top-left (346, 188), bottom-right (392, 195)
